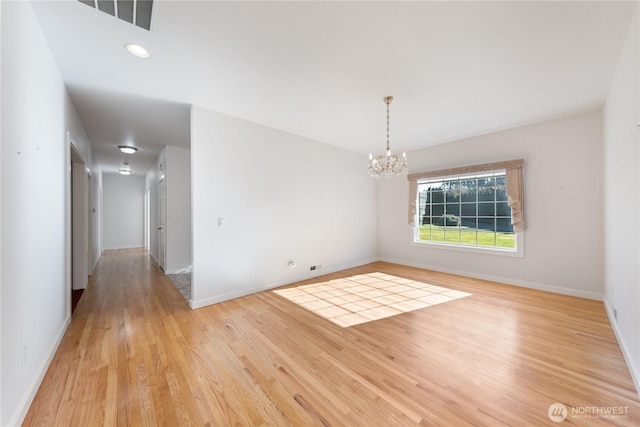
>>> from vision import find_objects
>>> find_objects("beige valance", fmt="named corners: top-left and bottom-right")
top-left (407, 159), bottom-right (524, 181)
top-left (408, 159), bottom-right (525, 232)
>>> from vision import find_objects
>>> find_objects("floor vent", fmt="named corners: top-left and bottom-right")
top-left (78, 0), bottom-right (154, 31)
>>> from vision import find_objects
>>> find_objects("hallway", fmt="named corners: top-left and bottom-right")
top-left (23, 249), bottom-right (640, 425)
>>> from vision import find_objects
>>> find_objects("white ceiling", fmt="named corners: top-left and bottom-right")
top-left (31, 1), bottom-right (635, 175)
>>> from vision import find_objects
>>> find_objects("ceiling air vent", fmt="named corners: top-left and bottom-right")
top-left (78, 0), bottom-right (154, 31)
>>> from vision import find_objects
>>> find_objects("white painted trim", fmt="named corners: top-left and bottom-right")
top-left (378, 257), bottom-right (603, 301)
top-left (91, 252), bottom-right (100, 274)
top-left (190, 255), bottom-right (603, 309)
top-left (190, 258), bottom-right (378, 309)
top-left (603, 299), bottom-right (640, 396)
top-left (103, 245), bottom-right (146, 251)
top-left (149, 251), bottom-right (160, 266)
top-left (10, 315), bottom-right (71, 427)
top-left (165, 265), bottom-right (192, 275)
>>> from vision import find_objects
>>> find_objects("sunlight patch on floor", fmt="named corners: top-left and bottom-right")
top-left (273, 273), bottom-right (472, 327)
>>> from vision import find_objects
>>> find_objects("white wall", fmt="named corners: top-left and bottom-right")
top-left (379, 110), bottom-right (604, 300)
top-left (0, 2), bottom-right (92, 424)
top-left (603, 3), bottom-right (639, 391)
top-left (1, 2), bottom-right (4, 422)
top-left (191, 106), bottom-right (378, 308)
top-left (102, 173), bottom-right (145, 250)
top-left (165, 146), bottom-right (192, 274)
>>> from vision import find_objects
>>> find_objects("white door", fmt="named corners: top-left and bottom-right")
top-left (158, 178), bottom-right (166, 270)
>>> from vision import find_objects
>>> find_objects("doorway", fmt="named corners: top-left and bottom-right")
top-left (145, 189), bottom-right (151, 251)
top-left (70, 142), bottom-right (91, 312)
top-left (158, 177), bottom-right (166, 270)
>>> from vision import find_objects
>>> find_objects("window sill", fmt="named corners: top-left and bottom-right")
top-left (410, 235), bottom-right (524, 258)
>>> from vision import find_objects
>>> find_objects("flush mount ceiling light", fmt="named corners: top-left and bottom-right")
top-left (118, 145), bottom-right (138, 154)
top-left (368, 96), bottom-right (408, 179)
top-left (125, 43), bottom-right (150, 59)
top-left (119, 160), bottom-right (133, 175)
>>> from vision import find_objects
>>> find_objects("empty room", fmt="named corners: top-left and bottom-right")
top-left (2, 1), bottom-right (640, 425)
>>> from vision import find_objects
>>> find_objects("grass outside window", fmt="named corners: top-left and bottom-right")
top-left (418, 224), bottom-right (516, 249)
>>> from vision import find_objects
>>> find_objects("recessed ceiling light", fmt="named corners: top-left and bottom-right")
top-left (125, 43), bottom-right (150, 59)
top-left (119, 169), bottom-right (133, 175)
top-left (118, 145), bottom-right (138, 154)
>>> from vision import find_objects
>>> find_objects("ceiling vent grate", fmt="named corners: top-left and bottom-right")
top-left (78, 0), bottom-right (154, 31)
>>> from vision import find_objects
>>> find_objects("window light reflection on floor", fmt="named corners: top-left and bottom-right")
top-left (273, 272), bottom-right (472, 328)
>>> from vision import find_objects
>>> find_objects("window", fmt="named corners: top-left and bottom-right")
top-left (408, 159), bottom-right (524, 255)
top-left (415, 171), bottom-right (516, 250)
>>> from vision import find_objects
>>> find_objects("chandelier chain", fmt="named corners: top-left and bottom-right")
top-left (386, 99), bottom-right (391, 152)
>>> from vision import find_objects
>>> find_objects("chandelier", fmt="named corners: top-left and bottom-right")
top-left (368, 96), bottom-right (408, 179)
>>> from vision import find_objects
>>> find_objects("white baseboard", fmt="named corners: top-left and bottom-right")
top-left (377, 257), bottom-right (603, 301)
top-left (165, 265), bottom-right (192, 275)
top-left (10, 315), bottom-right (71, 426)
top-left (189, 257), bottom-right (378, 309)
top-left (603, 299), bottom-right (640, 396)
top-left (102, 245), bottom-right (145, 251)
top-left (91, 253), bottom-right (100, 273)
top-left (149, 251), bottom-right (159, 266)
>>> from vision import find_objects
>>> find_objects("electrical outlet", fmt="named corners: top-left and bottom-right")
top-left (614, 308), bottom-right (618, 321)
top-left (20, 346), bottom-right (28, 367)
top-left (310, 265), bottom-right (322, 271)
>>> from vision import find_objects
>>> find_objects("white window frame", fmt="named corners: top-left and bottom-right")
top-left (411, 170), bottom-right (524, 258)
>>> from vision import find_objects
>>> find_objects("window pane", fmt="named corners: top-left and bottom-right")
top-left (478, 188), bottom-right (495, 201)
top-left (477, 230), bottom-right (497, 247)
top-left (478, 217), bottom-right (496, 232)
top-left (497, 232), bottom-right (516, 249)
top-left (495, 176), bottom-right (506, 186)
top-left (430, 188), bottom-right (445, 203)
top-left (460, 203), bottom-right (477, 216)
top-left (495, 202), bottom-right (511, 217)
top-left (429, 224), bottom-right (445, 242)
top-left (460, 227), bottom-right (477, 245)
top-left (446, 203), bottom-right (460, 216)
top-left (431, 204), bottom-right (445, 217)
top-left (418, 224), bottom-right (432, 240)
top-left (496, 218), bottom-right (513, 232)
top-left (477, 202), bottom-right (495, 216)
top-left (460, 217), bottom-right (477, 229)
top-left (460, 179), bottom-right (477, 189)
top-left (460, 180), bottom-right (477, 202)
top-left (445, 187), bottom-right (460, 202)
top-left (479, 177), bottom-right (495, 188)
top-left (495, 187), bottom-right (508, 202)
top-left (444, 226), bottom-right (461, 244)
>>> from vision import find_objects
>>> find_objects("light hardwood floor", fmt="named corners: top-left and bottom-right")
top-left (24, 249), bottom-right (640, 426)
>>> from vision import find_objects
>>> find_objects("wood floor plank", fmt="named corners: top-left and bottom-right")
top-left (23, 249), bottom-right (640, 426)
